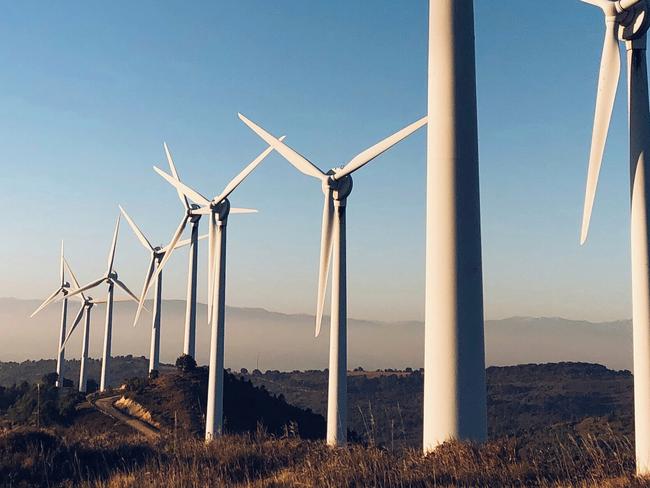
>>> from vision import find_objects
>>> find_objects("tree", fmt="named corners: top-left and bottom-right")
top-left (175, 354), bottom-right (196, 373)
top-left (41, 372), bottom-right (58, 387)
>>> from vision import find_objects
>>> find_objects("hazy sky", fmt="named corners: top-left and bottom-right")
top-left (0, 1), bottom-right (635, 322)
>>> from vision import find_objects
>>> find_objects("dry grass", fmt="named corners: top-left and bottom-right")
top-left (114, 396), bottom-right (161, 429)
top-left (3, 427), bottom-right (650, 487)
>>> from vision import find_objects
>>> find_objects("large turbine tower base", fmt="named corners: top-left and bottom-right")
top-left (628, 35), bottom-right (650, 476)
top-left (422, 0), bottom-right (487, 452)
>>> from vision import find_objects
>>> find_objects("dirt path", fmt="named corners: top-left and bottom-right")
top-left (93, 395), bottom-right (161, 440)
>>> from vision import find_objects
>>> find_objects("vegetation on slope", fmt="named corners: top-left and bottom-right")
top-left (0, 426), bottom-right (646, 487)
top-left (121, 365), bottom-right (326, 440)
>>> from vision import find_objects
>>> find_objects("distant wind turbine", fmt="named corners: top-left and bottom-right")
top-left (30, 241), bottom-right (70, 388)
top-left (62, 215), bottom-right (141, 391)
top-left (148, 141), bottom-right (278, 441)
top-left (119, 205), bottom-right (206, 373)
top-left (59, 257), bottom-right (131, 392)
top-left (162, 143), bottom-right (202, 360)
top-left (578, 0), bottom-right (650, 475)
top-left (238, 112), bottom-right (426, 446)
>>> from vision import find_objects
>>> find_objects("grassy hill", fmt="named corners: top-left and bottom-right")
top-left (0, 360), bottom-right (644, 486)
top-left (122, 367), bottom-right (325, 439)
top-left (240, 362), bottom-right (634, 448)
top-left (0, 358), bottom-right (635, 449)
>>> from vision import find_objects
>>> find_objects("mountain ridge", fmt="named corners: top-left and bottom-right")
top-left (0, 297), bottom-right (633, 371)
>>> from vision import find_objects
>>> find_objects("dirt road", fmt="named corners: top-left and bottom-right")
top-left (93, 395), bottom-right (161, 440)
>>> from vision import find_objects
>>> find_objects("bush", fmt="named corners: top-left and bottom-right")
top-left (41, 372), bottom-right (58, 387)
top-left (175, 355), bottom-right (196, 373)
top-left (124, 377), bottom-right (148, 394)
top-left (86, 378), bottom-right (99, 394)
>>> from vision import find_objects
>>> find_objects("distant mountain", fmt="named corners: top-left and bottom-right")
top-left (0, 298), bottom-right (633, 371)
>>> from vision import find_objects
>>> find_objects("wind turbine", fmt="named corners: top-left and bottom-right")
top-left (143, 142), bottom-right (279, 441)
top-left (162, 142), bottom-right (201, 360)
top-left (119, 205), bottom-right (206, 373)
top-left (131, 142), bottom-right (280, 358)
top-left (58, 257), bottom-right (129, 392)
top-left (579, 0), bottom-right (650, 475)
top-left (31, 241), bottom-right (69, 388)
top-left (62, 215), bottom-right (141, 391)
top-left (238, 112), bottom-right (426, 447)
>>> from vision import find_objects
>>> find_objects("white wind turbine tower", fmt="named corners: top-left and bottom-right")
top-left (579, 0), bottom-right (650, 474)
top-left (119, 205), bottom-right (206, 373)
top-left (63, 215), bottom-right (142, 391)
top-left (136, 142), bottom-right (279, 440)
top-left (423, 0), bottom-right (487, 452)
top-left (238, 112), bottom-right (426, 447)
top-left (31, 241), bottom-right (70, 388)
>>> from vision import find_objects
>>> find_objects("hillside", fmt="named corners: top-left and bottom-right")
top-left (0, 361), bottom-right (643, 486)
top-left (122, 367), bottom-right (325, 439)
top-left (240, 362), bottom-right (634, 448)
top-left (0, 358), bottom-right (635, 450)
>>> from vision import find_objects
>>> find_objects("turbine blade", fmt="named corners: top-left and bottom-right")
top-left (133, 216), bottom-right (187, 323)
top-left (315, 191), bottom-right (335, 337)
top-left (335, 116), bottom-right (427, 179)
top-left (60, 240), bottom-right (65, 287)
top-left (64, 258), bottom-right (86, 302)
top-left (133, 257), bottom-right (156, 327)
top-left (238, 113), bottom-right (326, 181)
top-left (106, 214), bottom-right (121, 274)
top-left (214, 135), bottom-right (287, 202)
top-left (30, 287), bottom-right (63, 317)
top-left (230, 208), bottom-right (258, 214)
top-left (153, 166), bottom-right (211, 206)
top-left (119, 205), bottom-right (154, 251)
top-left (64, 277), bottom-right (106, 302)
top-left (95, 296), bottom-right (134, 303)
top-left (171, 233), bottom-right (208, 250)
top-left (64, 258), bottom-right (81, 290)
top-left (164, 142), bottom-right (190, 210)
top-left (113, 278), bottom-right (142, 307)
top-left (580, 20), bottom-right (621, 244)
top-left (60, 304), bottom-right (85, 352)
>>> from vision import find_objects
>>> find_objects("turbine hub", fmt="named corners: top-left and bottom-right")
top-left (617, 1), bottom-right (650, 40)
top-left (212, 198), bottom-right (230, 221)
top-left (188, 204), bottom-right (203, 222)
top-left (326, 174), bottom-right (353, 202)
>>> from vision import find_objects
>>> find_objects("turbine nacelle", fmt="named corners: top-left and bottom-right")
top-left (211, 198), bottom-right (231, 221)
top-left (323, 173), bottom-right (353, 203)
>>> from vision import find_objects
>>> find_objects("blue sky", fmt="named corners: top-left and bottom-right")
top-left (0, 1), bottom-right (635, 322)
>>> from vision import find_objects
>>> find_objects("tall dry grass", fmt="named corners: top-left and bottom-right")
top-left (2, 427), bottom-right (650, 487)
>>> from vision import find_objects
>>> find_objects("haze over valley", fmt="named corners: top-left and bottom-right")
top-left (0, 297), bottom-right (632, 371)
